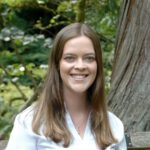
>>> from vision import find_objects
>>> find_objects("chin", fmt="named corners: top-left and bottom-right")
top-left (71, 86), bottom-right (90, 94)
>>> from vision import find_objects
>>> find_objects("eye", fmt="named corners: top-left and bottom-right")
top-left (84, 56), bottom-right (96, 62)
top-left (64, 56), bottom-right (75, 62)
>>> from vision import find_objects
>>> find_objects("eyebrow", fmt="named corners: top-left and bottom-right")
top-left (62, 53), bottom-right (75, 56)
top-left (84, 53), bottom-right (95, 56)
top-left (63, 52), bottom-right (95, 56)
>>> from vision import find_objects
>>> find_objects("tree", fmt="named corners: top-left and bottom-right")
top-left (108, 0), bottom-right (150, 132)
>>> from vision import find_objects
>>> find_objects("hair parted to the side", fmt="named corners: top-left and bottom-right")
top-left (32, 23), bottom-right (117, 148)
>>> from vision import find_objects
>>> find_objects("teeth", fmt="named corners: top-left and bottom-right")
top-left (71, 75), bottom-right (87, 80)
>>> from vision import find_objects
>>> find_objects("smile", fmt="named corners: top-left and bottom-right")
top-left (70, 74), bottom-right (88, 80)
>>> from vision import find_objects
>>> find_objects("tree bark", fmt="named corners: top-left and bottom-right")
top-left (108, 0), bottom-right (150, 132)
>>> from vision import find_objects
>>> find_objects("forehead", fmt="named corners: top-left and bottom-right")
top-left (62, 36), bottom-right (95, 54)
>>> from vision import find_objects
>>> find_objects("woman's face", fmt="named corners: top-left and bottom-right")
top-left (59, 36), bottom-right (97, 94)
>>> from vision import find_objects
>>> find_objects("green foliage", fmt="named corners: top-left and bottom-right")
top-left (0, 26), bottom-right (51, 65)
top-left (0, 0), bottom-right (122, 139)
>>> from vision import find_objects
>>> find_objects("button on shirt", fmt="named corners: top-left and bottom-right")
top-left (5, 106), bottom-right (127, 150)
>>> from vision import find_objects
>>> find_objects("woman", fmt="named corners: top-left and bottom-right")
top-left (6, 23), bottom-right (127, 150)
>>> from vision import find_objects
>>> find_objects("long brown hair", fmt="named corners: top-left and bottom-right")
top-left (32, 23), bottom-right (117, 148)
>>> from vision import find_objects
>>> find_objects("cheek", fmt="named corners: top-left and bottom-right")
top-left (59, 61), bottom-right (71, 78)
top-left (91, 63), bottom-right (97, 77)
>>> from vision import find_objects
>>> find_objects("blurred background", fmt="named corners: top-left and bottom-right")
top-left (0, 0), bottom-right (122, 140)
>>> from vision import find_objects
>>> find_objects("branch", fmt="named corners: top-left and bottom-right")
top-left (14, 48), bottom-right (37, 89)
top-left (38, 5), bottom-right (56, 14)
top-left (34, 20), bottom-right (70, 32)
top-left (0, 64), bottom-right (27, 101)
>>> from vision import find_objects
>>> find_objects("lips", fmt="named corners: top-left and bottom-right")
top-left (70, 74), bottom-right (88, 80)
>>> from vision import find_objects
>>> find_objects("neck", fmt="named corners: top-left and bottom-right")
top-left (63, 88), bottom-right (91, 138)
top-left (63, 89), bottom-right (89, 113)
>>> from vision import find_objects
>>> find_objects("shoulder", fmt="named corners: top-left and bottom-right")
top-left (14, 105), bottom-right (35, 131)
top-left (108, 111), bottom-right (125, 142)
top-left (6, 105), bottom-right (40, 150)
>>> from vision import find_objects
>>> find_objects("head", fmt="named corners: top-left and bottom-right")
top-left (49, 23), bottom-right (104, 107)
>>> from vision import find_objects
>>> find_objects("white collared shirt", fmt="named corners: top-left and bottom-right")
top-left (6, 106), bottom-right (127, 150)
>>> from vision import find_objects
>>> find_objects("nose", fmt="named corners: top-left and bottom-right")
top-left (74, 59), bottom-right (86, 70)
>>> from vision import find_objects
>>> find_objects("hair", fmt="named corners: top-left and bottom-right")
top-left (32, 23), bottom-right (117, 148)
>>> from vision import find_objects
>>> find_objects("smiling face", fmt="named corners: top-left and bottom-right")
top-left (59, 36), bottom-right (97, 94)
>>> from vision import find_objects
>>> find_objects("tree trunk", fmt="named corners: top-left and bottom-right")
top-left (76, 0), bottom-right (86, 22)
top-left (108, 0), bottom-right (150, 132)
